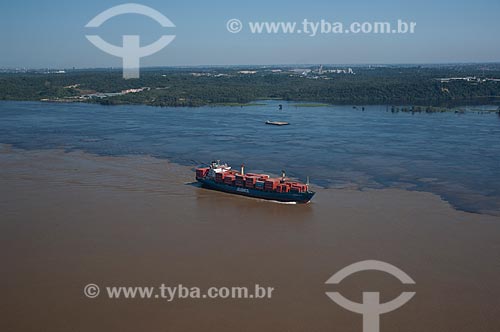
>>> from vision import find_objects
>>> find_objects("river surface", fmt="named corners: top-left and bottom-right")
top-left (2, 101), bottom-right (500, 331)
top-left (1, 100), bottom-right (499, 214)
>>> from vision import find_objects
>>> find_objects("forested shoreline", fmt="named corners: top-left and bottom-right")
top-left (1, 64), bottom-right (500, 107)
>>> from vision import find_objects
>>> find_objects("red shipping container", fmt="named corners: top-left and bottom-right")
top-left (196, 168), bottom-right (209, 178)
top-left (224, 175), bottom-right (235, 185)
top-left (245, 176), bottom-right (257, 186)
top-left (215, 172), bottom-right (226, 182)
top-left (264, 179), bottom-right (280, 191)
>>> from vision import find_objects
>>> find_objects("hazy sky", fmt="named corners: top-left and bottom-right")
top-left (1, 0), bottom-right (499, 68)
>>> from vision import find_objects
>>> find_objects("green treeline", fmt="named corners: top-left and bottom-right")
top-left (1, 65), bottom-right (500, 107)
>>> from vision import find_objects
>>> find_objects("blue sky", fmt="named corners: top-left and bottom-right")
top-left (1, 0), bottom-right (499, 68)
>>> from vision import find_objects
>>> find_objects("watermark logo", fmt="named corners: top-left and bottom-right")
top-left (325, 260), bottom-right (415, 332)
top-left (226, 19), bottom-right (243, 33)
top-left (84, 283), bottom-right (100, 298)
top-left (83, 283), bottom-right (274, 300)
top-left (85, 3), bottom-right (176, 79)
top-left (226, 18), bottom-right (416, 36)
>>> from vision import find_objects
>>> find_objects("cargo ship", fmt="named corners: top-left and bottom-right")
top-left (196, 161), bottom-right (315, 203)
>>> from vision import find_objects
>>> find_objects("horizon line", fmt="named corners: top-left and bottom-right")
top-left (2, 61), bottom-right (500, 71)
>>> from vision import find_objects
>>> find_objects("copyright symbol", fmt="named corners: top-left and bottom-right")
top-left (84, 283), bottom-right (100, 298)
top-left (226, 18), bottom-right (243, 33)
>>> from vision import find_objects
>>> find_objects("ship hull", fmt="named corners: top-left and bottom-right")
top-left (197, 178), bottom-right (314, 203)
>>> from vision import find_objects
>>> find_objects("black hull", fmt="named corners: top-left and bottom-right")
top-left (197, 178), bottom-right (314, 203)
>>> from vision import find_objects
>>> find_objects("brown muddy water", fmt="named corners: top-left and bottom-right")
top-left (1, 144), bottom-right (499, 332)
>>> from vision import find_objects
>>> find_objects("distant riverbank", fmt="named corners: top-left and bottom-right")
top-left (2, 65), bottom-right (500, 107)
top-left (37, 98), bottom-right (500, 115)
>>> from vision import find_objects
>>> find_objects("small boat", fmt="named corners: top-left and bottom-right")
top-left (266, 120), bottom-right (289, 126)
top-left (196, 161), bottom-right (315, 203)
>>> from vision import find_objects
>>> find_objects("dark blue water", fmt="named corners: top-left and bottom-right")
top-left (1, 100), bottom-right (500, 214)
